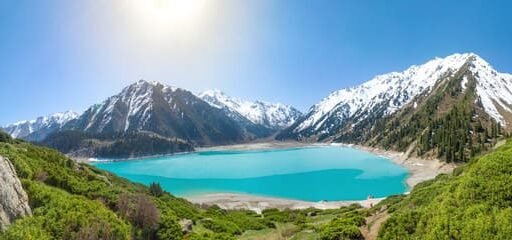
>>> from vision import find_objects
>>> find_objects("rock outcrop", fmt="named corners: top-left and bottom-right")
top-left (0, 156), bottom-right (31, 231)
top-left (179, 219), bottom-right (193, 234)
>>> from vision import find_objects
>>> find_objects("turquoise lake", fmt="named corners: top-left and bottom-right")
top-left (93, 146), bottom-right (409, 202)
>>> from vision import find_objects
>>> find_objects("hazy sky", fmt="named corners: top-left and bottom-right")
top-left (1, 0), bottom-right (512, 125)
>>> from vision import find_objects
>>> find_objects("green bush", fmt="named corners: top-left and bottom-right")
top-left (2, 180), bottom-right (131, 239)
top-left (200, 218), bottom-right (242, 235)
top-left (320, 218), bottom-right (364, 240)
top-left (378, 139), bottom-right (512, 240)
top-left (0, 217), bottom-right (52, 240)
top-left (187, 232), bottom-right (236, 240)
top-left (156, 212), bottom-right (183, 240)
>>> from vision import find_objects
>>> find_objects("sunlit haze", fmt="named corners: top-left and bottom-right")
top-left (127, 0), bottom-right (209, 36)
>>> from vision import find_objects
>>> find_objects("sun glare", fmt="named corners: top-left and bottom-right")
top-left (129, 0), bottom-right (208, 34)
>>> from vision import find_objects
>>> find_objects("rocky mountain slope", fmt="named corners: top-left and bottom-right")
top-left (0, 155), bottom-right (31, 231)
top-left (4, 81), bottom-right (293, 150)
top-left (199, 89), bottom-right (302, 129)
top-left (2, 111), bottom-right (78, 142)
top-left (62, 80), bottom-right (273, 146)
top-left (278, 53), bottom-right (512, 161)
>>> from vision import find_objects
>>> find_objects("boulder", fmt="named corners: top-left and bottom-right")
top-left (0, 156), bottom-right (31, 231)
top-left (179, 219), bottom-right (193, 234)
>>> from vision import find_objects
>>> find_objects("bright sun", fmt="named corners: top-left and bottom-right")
top-left (129, 0), bottom-right (208, 33)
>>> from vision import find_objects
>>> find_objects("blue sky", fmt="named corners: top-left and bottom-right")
top-left (1, 0), bottom-right (512, 125)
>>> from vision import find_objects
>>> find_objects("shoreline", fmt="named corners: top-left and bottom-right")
top-left (186, 141), bottom-right (456, 212)
top-left (82, 140), bottom-right (456, 212)
top-left (75, 141), bottom-right (309, 163)
top-left (80, 150), bottom-right (195, 163)
top-left (196, 141), bottom-right (456, 189)
top-left (336, 143), bottom-right (456, 188)
top-left (195, 141), bottom-right (317, 152)
top-left (188, 193), bottom-right (385, 214)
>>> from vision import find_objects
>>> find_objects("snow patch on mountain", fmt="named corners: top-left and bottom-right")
top-left (199, 89), bottom-right (302, 129)
top-left (3, 111), bottom-right (79, 138)
top-left (84, 80), bottom-right (168, 132)
top-left (469, 56), bottom-right (512, 125)
top-left (296, 53), bottom-right (474, 133)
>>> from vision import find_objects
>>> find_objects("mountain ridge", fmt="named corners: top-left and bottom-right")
top-left (198, 89), bottom-right (302, 130)
top-left (278, 53), bottom-right (512, 161)
top-left (3, 53), bottom-right (512, 161)
top-left (2, 111), bottom-right (79, 141)
top-left (3, 81), bottom-right (302, 157)
top-left (60, 80), bottom-right (268, 146)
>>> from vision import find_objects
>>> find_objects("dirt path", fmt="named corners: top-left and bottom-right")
top-left (361, 209), bottom-right (390, 240)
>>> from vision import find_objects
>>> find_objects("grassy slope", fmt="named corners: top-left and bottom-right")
top-left (376, 139), bottom-right (512, 239)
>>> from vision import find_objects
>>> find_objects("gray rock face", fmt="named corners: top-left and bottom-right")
top-left (0, 156), bottom-right (31, 231)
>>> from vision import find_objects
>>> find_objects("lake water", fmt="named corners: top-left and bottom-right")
top-left (93, 146), bottom-right (408, 202)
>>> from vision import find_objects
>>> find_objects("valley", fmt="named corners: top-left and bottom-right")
top-left (2, 1), bottom-right (512, 239)
top-left (3, 53), bottom-right (510, 163)
top-left (1, 53), bottom-right (511, 240)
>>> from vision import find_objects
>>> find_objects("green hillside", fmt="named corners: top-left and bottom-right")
top-left (377, 139), bottom-right (512, 239)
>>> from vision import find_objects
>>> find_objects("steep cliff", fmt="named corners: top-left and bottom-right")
top-left (0, 156), bottom-right (31, 231)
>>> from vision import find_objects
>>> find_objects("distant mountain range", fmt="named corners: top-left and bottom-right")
top-left (3, 53), bottom-right (511, 160)
top-left (2, 80), bottom-right (302, 157)
top-left (63, 80), bottom-right (281, 145)
top-left (278, 53), bottom-right (512, 161)
top-left (199, 89), bottom-right (302, 130)
top-left (2, 111), bottom-right (78, 141)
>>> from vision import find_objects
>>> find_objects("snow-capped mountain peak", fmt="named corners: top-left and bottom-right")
top-left (285, 53), bottom-right (512, 140)
top-left (3, 79), bottom-right (296, 145)
top-left (2, 110), bottom-right (79, 140)
top-left (47, 111), bottom-right (79, 125)
top-left (296, 53), bottom-right (475, 133)
top-left (199, 90), bottom-right (302, 129)
top-left (198, 89), bottom-right (233, 109)
top-left (65, 80), bottom-right (284, 145)
top-left (467, 55), bottom-right (512, 125)
top-left (82, 79), bottom-right (183, 132)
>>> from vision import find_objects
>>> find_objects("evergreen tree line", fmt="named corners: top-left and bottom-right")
top-left (365, 74), bottom-right (504, 162)
top-left (40, 130), bottom-right (194, 158)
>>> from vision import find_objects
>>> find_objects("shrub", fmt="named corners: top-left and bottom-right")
top-left (6, 180), bottom-right (132, 240)
top-left (149, 182), bottom-right (165, 197)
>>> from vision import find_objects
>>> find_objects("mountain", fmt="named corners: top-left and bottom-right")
top-left (278, 53), bottom-right (512, 161)
top-left (199, 89), bottom-right (303, 130)
top-left (62, 80), bottom-right (271, 146)
top-left (2, 111), bottom-right (78, 141)
top-left (3, 80), bottom-right (284, 157)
